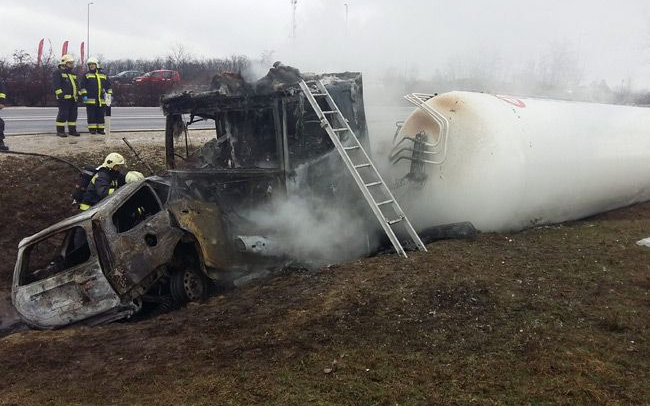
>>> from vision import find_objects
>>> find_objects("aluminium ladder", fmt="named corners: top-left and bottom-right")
top-left (299, 79), bottom-right (427, 258)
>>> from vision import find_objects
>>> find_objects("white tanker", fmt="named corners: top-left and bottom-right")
top-left (386, 91), bottom-right (650, 232)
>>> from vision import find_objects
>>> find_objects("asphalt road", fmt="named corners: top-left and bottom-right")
top-left (1, 105), bottom-right (414, 136)
top-left (1, 106), bottom-right (213, 135)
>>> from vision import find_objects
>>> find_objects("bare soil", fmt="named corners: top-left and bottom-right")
top-left (0, 134), bottom-right (649, 405)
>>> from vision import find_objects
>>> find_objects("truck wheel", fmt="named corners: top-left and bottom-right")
top-left (170, 268), bottom-right (207, 304)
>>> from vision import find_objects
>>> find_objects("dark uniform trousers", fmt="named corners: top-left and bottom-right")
top-left (0, 81), bottom-right (6, 143)
top-left (56, 100), bottom-right (78, 133)
top-left (86, 104), bottom-right (105, 131)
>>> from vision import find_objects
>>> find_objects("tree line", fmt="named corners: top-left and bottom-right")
top-left (378, 41), bottom-right (649, 106)
top-left (0, 48), bottom-right (252, 107)
top-left (1, 43), bottom-right (648, 107)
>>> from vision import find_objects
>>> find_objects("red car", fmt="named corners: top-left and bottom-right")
top-left (133, 70), bottom-right (181, 85)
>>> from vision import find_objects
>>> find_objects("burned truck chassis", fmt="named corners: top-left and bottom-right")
top-left (158, 71), bottom-right (376, 277)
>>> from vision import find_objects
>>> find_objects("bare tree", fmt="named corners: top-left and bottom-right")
top-left (12, 49), bottom-right (32, 65)
top-left (168, 43), bottom-right (193, 70)
top-left (535, 40), bottom-right (584, 93)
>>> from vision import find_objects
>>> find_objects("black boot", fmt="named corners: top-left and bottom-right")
top-left (97, 129), bottom-right (106, 135)
top-left (89, 129), bottom-right (97, 134)
top-left (68, 126), bottom-right (81, 136)
top-left (0, 139), bottom-right (8, 151)
top-left (56, 126), bottom-right (67, 137)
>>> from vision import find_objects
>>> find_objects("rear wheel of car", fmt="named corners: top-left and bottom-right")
top-left (170, 267), bottom-right (207, 304)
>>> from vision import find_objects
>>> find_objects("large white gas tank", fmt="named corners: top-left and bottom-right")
top-left (385, 91), bottom-right (650, 232)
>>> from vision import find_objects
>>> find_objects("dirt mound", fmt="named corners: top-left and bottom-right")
top-left (0, 155), bottom-right (78, 284)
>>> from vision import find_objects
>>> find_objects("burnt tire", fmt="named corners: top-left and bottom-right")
top-left (151, 295), bottom-right (178, 316)
top-left (170, 268), bottom-right (207, 305)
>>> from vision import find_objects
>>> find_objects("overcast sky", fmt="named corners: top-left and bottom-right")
top-left (2, 0), bottom-right (650, 88)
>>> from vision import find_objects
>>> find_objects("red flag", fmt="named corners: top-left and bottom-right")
top-left (37, 38), bottom-right (44, 66)
top-left (80, 42), bottom-right (85, 66)
top-left (61, 41), bottom-right (69, 56)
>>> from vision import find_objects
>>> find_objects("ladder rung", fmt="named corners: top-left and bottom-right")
top-left (344, 146), bottom-right (360, 150)
top-left (312, 93), bottom-right (328, 96)
top-left (354, 163), bottom-right (371, 169)
top-left (364, 181), bottom-right (382, 187)
top-left (387, 218), bottom-right (403, 225)
top-left (332, 128), bottom-right (348, 132)
top-left (322, 110), bottom-right (337, 114)
top-left (376, 199), bottom-right (394, 206)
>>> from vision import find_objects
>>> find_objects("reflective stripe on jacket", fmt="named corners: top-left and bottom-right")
top-left (80, 69), bottom-right (112, 106)
top-left (52, 68), bottom-right (79, 101)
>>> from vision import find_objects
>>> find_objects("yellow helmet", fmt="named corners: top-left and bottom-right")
top-left (103, 152), bottom-right (126, 169)
top-left (60, 54), bottom-right (74, 66)
top-left (87, 56), bottom-right (100, 68)
top-left (125, 171), bottom-right (145, 183)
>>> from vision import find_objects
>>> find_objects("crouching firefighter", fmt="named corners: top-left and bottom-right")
top-left (52, 54), bottom-right (80, 137)
top-left (79, 152), bottom-right (126, 211)
top-left (80, 57), bottom-right (112, 134)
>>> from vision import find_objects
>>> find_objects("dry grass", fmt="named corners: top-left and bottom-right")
top-left (1, 151), bottom-right (650, 405)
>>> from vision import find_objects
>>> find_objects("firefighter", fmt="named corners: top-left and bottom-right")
top-left (52, 54), bottom-right (80, 137)
top-left (79, 57), bottom-right (112, 135)
top-left (125, 171), bottom-right (145, 183)
top-left (0, 79), bottom-right (8, 151)
top-left (79, 152), bottom-right (126, 211)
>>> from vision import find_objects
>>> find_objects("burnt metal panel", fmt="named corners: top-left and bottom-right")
top-left (103, 211), bottom-right (183, 294)
top-left (13, 260), bottom-right (121, 329)
top-left (167, 199), bottom-right (232, 275)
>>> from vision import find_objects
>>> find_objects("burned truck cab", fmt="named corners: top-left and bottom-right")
top-left (161, 70), bottom-right (372, 277)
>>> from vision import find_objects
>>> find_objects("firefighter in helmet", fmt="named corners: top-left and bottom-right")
top-left (80, 57), bottom-right (112, 135)
top-left (52, 54), bottom-right (80, 137)
top-left (79, 152), bottom-right (126, 211)
top-left (0, 78), bottom-right (8, 151)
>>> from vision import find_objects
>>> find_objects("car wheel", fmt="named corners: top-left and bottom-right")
top-left (170, 267), bottom-right (207, 304)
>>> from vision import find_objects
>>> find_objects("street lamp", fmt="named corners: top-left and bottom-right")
top-left (87, 2), bottom-right (94, 57)
top-left (291, 0), bottom-right (297, 40)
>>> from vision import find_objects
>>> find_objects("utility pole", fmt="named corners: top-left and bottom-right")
top-left (344, 3), bottom-right (349, 33)
top-left (87, 2), bottom-right (94, 57)
top-left (291, 0), bottom-right (297, 40)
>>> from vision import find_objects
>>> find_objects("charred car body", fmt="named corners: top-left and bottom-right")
top-left (12, 65), bottom-right (375, 328)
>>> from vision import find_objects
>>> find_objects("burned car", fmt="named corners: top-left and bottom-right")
top-left (11, 177), bottom-right (205, 328)
top-left (12, 65), bottom-right (376, 328)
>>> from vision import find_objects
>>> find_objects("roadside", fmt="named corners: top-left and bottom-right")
top-left (0, 129), bottom-right (215, 156)
top-left (1, 132), bottom-right (650, 405)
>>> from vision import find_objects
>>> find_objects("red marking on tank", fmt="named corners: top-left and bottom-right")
top-left (495, 95), bottom-right (526, 108)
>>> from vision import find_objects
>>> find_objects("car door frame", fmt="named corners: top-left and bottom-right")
top-left (102, 183), bottom-right (183, 295)
top-left (12, 224), bottom-right (123, 329)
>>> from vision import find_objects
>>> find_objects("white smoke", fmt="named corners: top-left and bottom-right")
top-left (242, 193), bottom-right (374, 268)
top-left (241, 61), bottom-right (271, 83)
